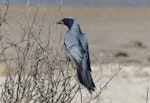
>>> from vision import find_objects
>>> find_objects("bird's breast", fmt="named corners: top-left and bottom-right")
top-left (64, 34), bottom-right (79, 50)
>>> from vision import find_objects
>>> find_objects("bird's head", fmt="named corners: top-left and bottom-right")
top-left (57, 17), bottom-right (78, 29)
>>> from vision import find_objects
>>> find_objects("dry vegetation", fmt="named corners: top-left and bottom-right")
top-left (0, 0), bottom-right (149, 103)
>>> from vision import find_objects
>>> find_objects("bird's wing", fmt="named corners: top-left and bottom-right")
top-left (79, 34), bottom-right (95, 92)
top-left (80, 34), bottom-right (92, 72)
top-left (65, 32), bottom-right (95, 93)
top-left (67, 43), bottom-right (83, 68)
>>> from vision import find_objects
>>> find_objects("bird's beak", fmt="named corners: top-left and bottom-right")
top-left (57, 20), bottom-right (64, 24)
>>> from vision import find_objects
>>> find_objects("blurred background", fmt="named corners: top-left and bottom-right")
top-left (4, 0), bottom-right (150, 65)
top-left (3, 0), bottom-right (150, 7)
top-left (0, 0), bottom-right (150, 103)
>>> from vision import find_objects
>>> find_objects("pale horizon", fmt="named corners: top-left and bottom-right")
top-left (1, 0), bottom-right (150, 7)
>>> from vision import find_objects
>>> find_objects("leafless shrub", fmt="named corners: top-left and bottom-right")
top-left (0, 0), bottom-right (9, 27)
top-left (0, 1), bottom-right (123, 103)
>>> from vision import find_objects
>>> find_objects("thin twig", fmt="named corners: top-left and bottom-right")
top-left (146, 86), bottom-right (149, 103)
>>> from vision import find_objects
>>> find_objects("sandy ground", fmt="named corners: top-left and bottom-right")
top-left (0, 6), bottom-right (150, 103)
top-left (4, 6), bottom-right (150, 64)
top-left (93, 64), bottom-right (150, 103)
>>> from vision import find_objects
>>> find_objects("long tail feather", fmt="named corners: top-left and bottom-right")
top-left (77, 69), bottom-right (95, 93)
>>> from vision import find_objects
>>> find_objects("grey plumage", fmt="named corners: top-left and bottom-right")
top-left (57, 17), bottom-right (95, 93)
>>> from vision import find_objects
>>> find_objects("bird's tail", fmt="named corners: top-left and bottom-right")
top-left (77, 69), bottom-right (95, 93)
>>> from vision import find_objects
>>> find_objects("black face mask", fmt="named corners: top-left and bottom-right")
top-left (62, 18), bottom-right (74, 29)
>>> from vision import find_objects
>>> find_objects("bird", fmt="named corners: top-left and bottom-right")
top-left (57, 17), bottom-right (95, 93)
